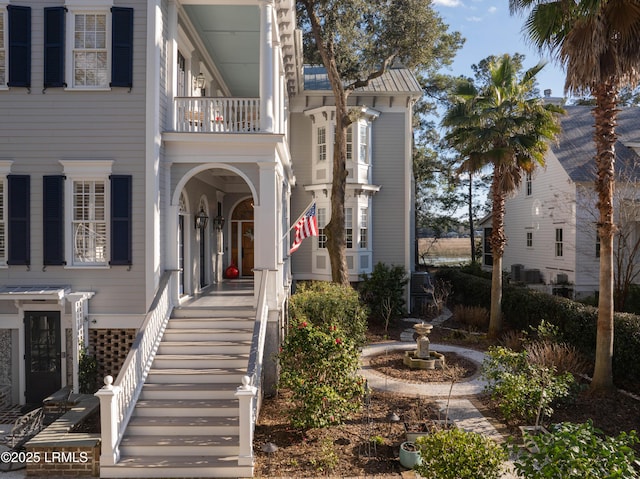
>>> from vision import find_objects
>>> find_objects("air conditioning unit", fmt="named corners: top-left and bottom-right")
top-left (511, 264), bottom-right (524, 282)
top-left (524, 269), bottom-right (542, 283)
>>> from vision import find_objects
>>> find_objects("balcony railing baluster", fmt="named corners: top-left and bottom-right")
top-left (175, 97), bottom-right (261, 133)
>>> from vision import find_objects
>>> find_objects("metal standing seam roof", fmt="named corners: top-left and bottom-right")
top-left (0, 285), bottom-right (71, 300)
top-left (303, 65), bottom-right (423, 94)
top-left (553, 106), bottom-right (640, 182)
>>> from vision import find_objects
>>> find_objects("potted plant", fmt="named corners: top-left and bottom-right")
top-left (398, 441), bottom-right (422, 469)
top-left (402, 397), bottom-right (436, 442)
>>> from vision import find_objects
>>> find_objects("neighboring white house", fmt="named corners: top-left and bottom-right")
top-left (493, 106), bottom-right (640, 299)
top-left (0, 0), bottom-right (419, 476)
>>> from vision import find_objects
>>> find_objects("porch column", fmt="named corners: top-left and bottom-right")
top-left (166, 202), bottom-right (181, 305)
top-left (260, 1), bottom-right (275, 133)
top-left (66, 292), bottom-right (95, 394)
top-left (255, 163), bottom-right (278, 270)
top-left (167, 0), bottom-right (178, 127)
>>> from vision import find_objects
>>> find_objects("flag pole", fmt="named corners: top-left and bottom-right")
top-left (283, 198), bottom-right (316, 240)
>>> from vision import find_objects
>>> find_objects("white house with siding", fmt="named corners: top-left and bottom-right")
top-left (0, 0), bottom-right (419, 476)
top-left (495, 106), bottom-right (640, 299)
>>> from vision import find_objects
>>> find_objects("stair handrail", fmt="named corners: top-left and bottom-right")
top-left (236, 268), bottom-right (270, 467)
top-left (95, 270), bottom-right (174, 466)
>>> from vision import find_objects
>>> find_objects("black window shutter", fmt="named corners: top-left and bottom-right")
top-left (111, 7), bottom-right (133, 88)
top-left (7, 6), bottom-right (31, 88)
top-left (44, 7), bottom-right (65, 88)
top-left (8, 175), bottom-right (30, 265)
top-left (43, 176), bottom-right (65, 265)
top-left (110, 175), bottom-right (132, 265)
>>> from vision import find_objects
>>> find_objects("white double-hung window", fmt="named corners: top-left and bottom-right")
top-left (65, 0), bottom-right (113, 89)
top-left (73, 12), bottom-right (108, 87)
top-left (317, 126), bottom-right (327, 162)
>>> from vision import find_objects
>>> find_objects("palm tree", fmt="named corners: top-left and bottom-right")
top-left (442, 54), bottom-right (563, 338)
top-left (509, 0), bottom-right (640, 391)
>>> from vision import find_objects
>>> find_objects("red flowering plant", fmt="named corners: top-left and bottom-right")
top-left (278, 318), bottom-right (364, 429)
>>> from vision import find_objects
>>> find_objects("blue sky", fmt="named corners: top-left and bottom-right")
top-left (433, 0), bottom-right (567, 99)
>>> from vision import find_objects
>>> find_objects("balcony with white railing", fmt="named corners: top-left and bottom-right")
top-left (175, 97), bottom-right (261, 133)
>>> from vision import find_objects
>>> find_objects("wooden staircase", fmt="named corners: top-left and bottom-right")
top-left (101, 305), bottom-right (256, 478)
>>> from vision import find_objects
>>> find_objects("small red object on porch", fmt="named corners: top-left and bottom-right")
top-left (225, 263), bottom-right (239, 279)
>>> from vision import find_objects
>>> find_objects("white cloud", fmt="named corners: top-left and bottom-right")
top-left (488, 6), bottom-right (497, 13)
top-left (433, 0), bottom-right (463, 7)
top-left (466, 16), bottom-right (483, 22)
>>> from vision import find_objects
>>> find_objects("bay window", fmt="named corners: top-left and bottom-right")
top-left (317, 207), bottom-right (327, 249)
top-left (359, 208), bottom-right (368, 249)
top-left (359, 121), bottom-right (369, 164)
top-left (345, 208), bottom-right (353, 248)
top-left (317, 126), bottom-right (327, 162)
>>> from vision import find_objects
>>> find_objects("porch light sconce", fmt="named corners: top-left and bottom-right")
top-left (212, 215), bottom-right (225, 231)
top-left (195, 207), bottom-right (209, 230)
top-left (194, 73), bottom-right (206, 90)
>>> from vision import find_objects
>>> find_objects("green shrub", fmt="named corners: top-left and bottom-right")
top-left (482, 346), bottom-right (575, 426)
top-left (359, 263), bottom-right (408, 330)
top-left (415, 428), bottom-right (507, 479)
top-left (434, 268), bottom-right (492, 309)
top-left (289, 281), bottom-right (368, 347)
top-left (79, 347), bottom-right (99, 394)
top-left (278, 319), bottom-right (364, 428)
top-left (513, 421), bottom-right (639, 479)
top-left (436, 266), bottom-right (640, 387)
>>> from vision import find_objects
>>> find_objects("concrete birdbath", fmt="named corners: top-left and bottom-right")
top-left (403, 322), bottom-right (445, 370)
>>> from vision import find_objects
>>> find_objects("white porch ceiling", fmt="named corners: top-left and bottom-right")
top-left (183, 5), bottom-right (260, 98)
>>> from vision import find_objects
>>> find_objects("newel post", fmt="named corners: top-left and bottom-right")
top-left (94, 375), bottom-right (121, 466)
top-left (235, 375), bottom-right (257, 466)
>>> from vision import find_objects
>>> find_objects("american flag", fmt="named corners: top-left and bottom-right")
top-left (289, 203), bottom-right (318, 254)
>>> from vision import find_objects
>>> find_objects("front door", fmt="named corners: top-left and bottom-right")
top-left (230, 198), bottom-right (255, 277)
top-left (241, 222), bottom-right (255, 276)
top-left (25, 311), bottom-right (62, 404)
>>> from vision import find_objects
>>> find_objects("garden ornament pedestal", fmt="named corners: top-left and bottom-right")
top-left (403, 323), bottom-right (445, 370)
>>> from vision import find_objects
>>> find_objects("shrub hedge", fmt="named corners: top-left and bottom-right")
top-left (289, 281), bottom-right (369, 348)
top-left (434, 267), bottom-right (640, 387)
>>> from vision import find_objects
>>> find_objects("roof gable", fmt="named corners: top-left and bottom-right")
top-left (553, 106), bottom-right (640, 182)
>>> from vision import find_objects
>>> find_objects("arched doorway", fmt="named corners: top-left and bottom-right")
top-left (230, 198), bottom-right (254, 277)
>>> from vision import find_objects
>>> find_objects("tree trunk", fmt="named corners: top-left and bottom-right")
top-left (326, 100), bottom-right (350, 285)
top-left (591, 82), bottom-right (617, 392)
top-left (488, 169), bottom-right (507, 338)
top-left (468, 173), bottom-right (476, 264)
top-left (300, 1), bottom-right (351, 285)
